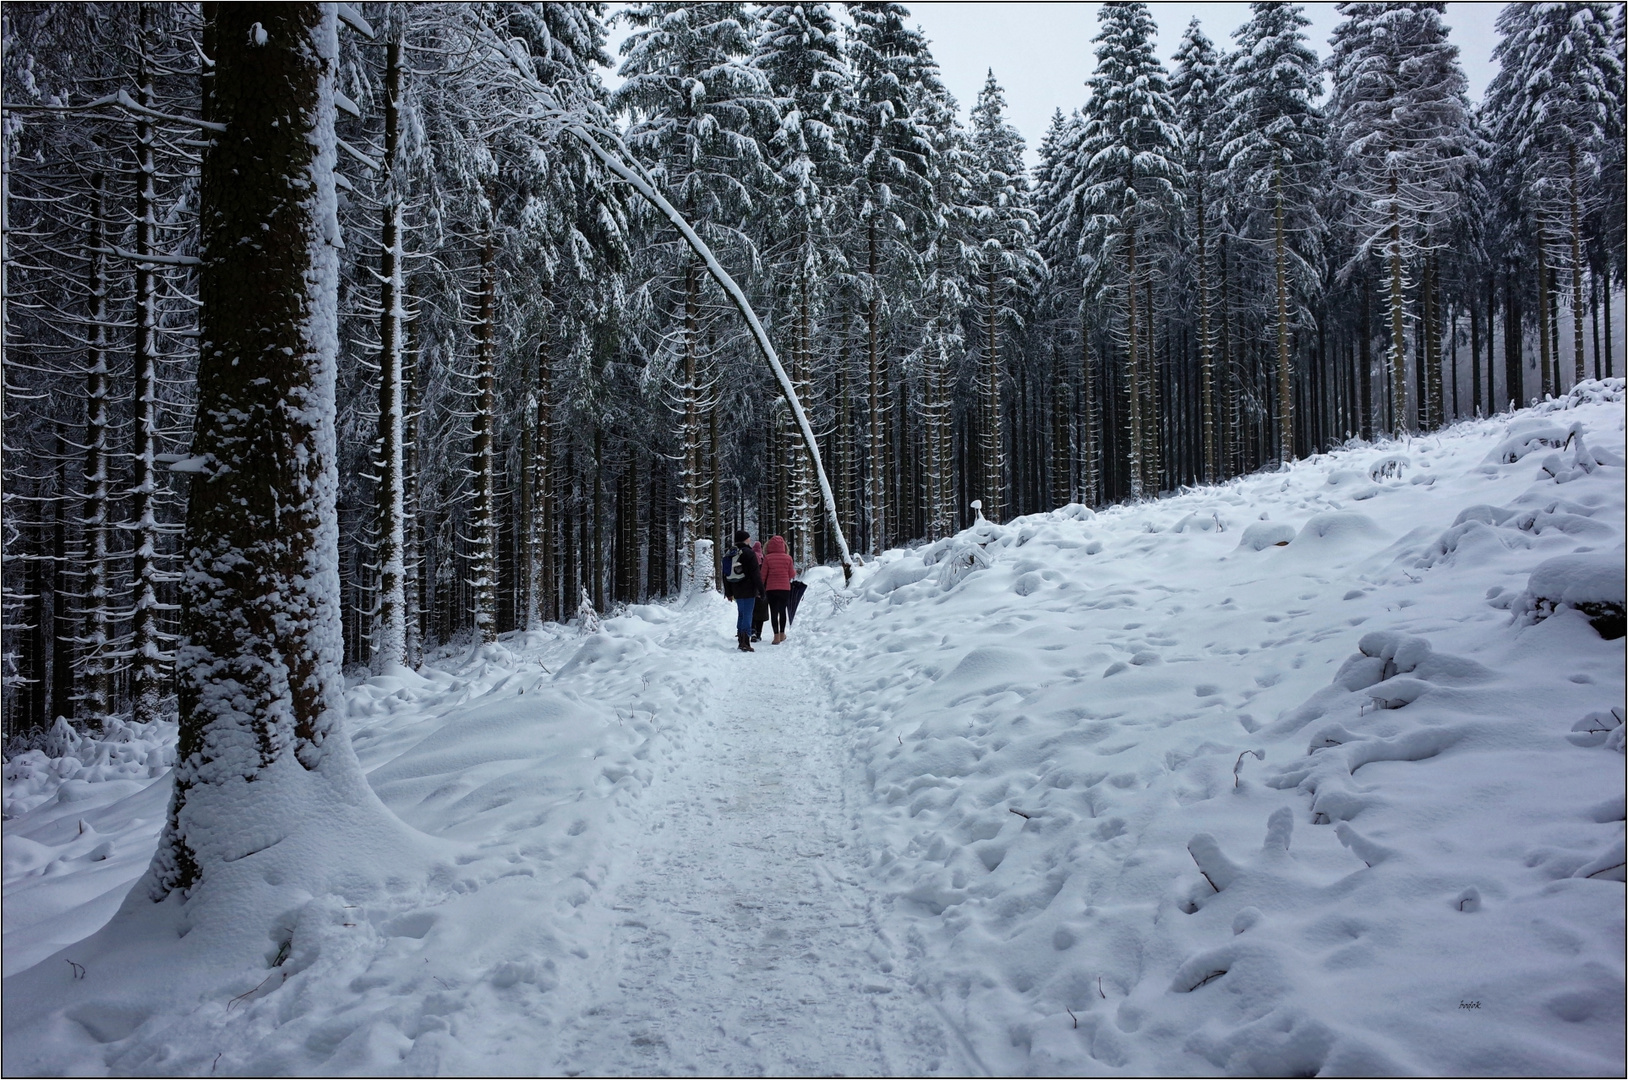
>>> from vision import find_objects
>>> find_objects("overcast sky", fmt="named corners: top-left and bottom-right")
top-left (600, 2), bottom-right (1506, 167)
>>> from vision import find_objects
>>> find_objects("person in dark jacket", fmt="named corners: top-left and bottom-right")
top-left (721, 529), bottom-right (764, 652)
top-left (750, 539), bottom-right (768, 642)
top-left (760, 534), bottom-right (796, 644)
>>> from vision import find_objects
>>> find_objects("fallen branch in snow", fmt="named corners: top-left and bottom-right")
top-left (65, 960), bottom-right (84, 980)
top-left (1067, 1007), bottom-right (1077, 1029)
top-left (226, 971), bottom-right (283, 1012)
top-left (1008, 808), bottom-right (1031, 819)
top-left (1098, 976), bottom-right (1106, 999)
top-left (1234, 749), bottom-right (1265, 787)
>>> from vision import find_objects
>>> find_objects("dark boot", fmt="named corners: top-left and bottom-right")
top-left (737, 633), bottom-right (753, 652)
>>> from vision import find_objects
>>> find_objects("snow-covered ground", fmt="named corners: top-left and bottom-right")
top-left (4, 384), bottom-right (1624, 1076)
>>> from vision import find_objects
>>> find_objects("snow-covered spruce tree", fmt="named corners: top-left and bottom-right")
top-left (752, 2), bottom-right (854, 563)
top-left (1073, 2), bottom-right (1182, 500)
top-left (152, 4), bottom-right (352, 897)
top-left (1034, 107), bottom-right (1086, 505)
top-left (912, 68), bottom-right (972, 539)
top-left (1222, 1), bottom-right (1325, 459)
top-left (848, 2), bottom-right (932, 554)
top-left (1485, 2), bottom-right (1622, 392)
top-left (1328, 2), bottom-right (1472, 434)
top-left (964, 71), bottom-right (1038, 523)
top-left (1172, 19), bottom-right (1224, 483)
top-left (615, 2), bottom-right (770, 593)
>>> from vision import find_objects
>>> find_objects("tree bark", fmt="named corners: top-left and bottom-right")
top-left (130, 22), bottom-right (167, 724)
top-left (1537, 232), bottom-right (1553, 399)
top-left (1387, 180), bottom-right (1408, 434)
top-left (1570, 147), bottom-right (1586, 385)
top-left (371, 31), bottom-right (407, 669)
top-left (154, 3), bottom-right (345, 898)
top-left (82, 174), bottom-right (111, 724)
top-left (1274, 162), bottom-right (1293, 459)
top-left (471, 223), bottom-right (498, 641)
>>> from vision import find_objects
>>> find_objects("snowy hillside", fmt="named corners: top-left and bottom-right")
top-left (5, 385), bottom-right (1624, 1077)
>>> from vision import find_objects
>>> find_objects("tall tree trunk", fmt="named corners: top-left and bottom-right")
top-left (678, 261), bottom-right (700, 592)
top-left (82, 173), bottom-right (110, 725)
top-left (1471, 297), bottom-right (1482, 416)
top-left (130, 23), bottom-right (167, 724)
top-left (1504, 266), bottom-right (1523, 408)
top-left (1198, 186), bottom-right (1216, 483)
top-left (154, 3), bottom-right (345, 898)
top-left (1274, 163), bottom-right (1293, 459)
top-left (1050, 341), bottom-right (1069, 507)
top-left (1125, 229), bottom-right (1143, 499)
top-left (709, 394), bottom-right (722, 586)
top-left (1537, 232), bottom-right (1553, 399)
top-left (1387, 181), bottom-right (1408, 434)
top-left (866, 227), bottom-right (885, 554)
top-left (983, 267), bottom-right (1005, 519)
top-left (371, 31), bottom-right (407, 669)
top-left (51, 430), bottom-right (73, 725)
top-left (1570, 147), bottom-right (1586, 385)
top-left (1144, 275), bottom-right (1160, 490)
top-left (471, 225), bottom-right (498, 642)
top-left (404, 306), bottom-right (424, 657)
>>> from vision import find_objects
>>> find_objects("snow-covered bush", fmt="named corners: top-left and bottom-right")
top-left (1514, 554), bottom-right (1627, 639)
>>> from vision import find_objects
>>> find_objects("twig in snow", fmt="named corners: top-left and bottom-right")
top-left (1233, 749), bottom-right (1264, 788)
top-left (65, 960), bottom-right (85, 979)
top-left (1009, 808), bottom-right (1031, 819)
top-left (226, 972), bottom-right (280, 1012)
top-left (211, 1053), bottom-right (222, 1074)
top-left (1198, 870), bottom-right (1220, 892)
top-left (1067, 1007), bottom-right (1077, 1029)
top-left (1098, 976), bottom-right (1106, 999)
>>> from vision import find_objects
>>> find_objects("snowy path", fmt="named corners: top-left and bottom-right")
top-left (551, 642), bottom-right (976, 1077)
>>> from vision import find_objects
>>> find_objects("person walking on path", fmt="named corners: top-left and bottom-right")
top-left (750, 540), bottom-right (768, 643)
top-left (760, 535), bottom-right (797, 645)
top-left (722, 530), bottom-right (764, 652)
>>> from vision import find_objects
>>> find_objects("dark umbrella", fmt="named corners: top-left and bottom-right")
top-left (787, 580), bottom-right (809, 625)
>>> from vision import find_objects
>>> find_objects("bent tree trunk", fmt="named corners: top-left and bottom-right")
top-left (152, 4), bottom-right (345, 898)
top-left (570, 130), bottom-right (854, 579)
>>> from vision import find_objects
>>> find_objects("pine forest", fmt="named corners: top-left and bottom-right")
top-left (4, 0), bottom-right (1625, 745)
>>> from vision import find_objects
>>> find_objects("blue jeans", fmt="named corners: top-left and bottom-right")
top-left (735, 597), bottom-right (756, 634)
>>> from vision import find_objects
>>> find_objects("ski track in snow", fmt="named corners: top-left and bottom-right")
top-left (551, 648), bottom-right (973, 1077)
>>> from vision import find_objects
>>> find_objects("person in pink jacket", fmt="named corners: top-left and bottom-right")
top-left (760, 535), bottom-right (796, 644)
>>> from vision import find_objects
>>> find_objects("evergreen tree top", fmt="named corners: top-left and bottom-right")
top-left (1486, 1), bottom-right (1622, 183)
top-left (1222, 1), bottom-right (1325, 191)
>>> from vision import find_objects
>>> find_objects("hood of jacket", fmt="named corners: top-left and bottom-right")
top-left (765, 535), bottom-right (787, 555)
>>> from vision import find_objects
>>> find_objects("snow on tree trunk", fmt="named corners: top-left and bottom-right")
top-left (82, 173), bottom-right (112, 725)
top-left (152, 4), bottom-right (347, 898)
top-left (867, 228), bottom-right (886, 555)
top-left (471, 226), bottom-right (498, 642)
top-left (129, 35), bottom-right (168, 726)
top-left (371, 32), bottom-right (407, 672)
top-left (1274, 162), bottom-right (1293, 461)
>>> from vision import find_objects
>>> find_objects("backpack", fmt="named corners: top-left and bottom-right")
top-left (724, 548), bottom-right (748, 584)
